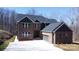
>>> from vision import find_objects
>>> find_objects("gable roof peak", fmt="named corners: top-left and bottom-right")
top-left (42, 22), bottom-right (64, 33)
top-left (16, 14), bottom-right (57, 23)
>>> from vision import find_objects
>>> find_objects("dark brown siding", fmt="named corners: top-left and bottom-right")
top-left (55, 32), bottom-right (72, 44)
top-left (55, 24), bottom-right (72, 44)
top-left (17, 22), bottom-right (41, 41)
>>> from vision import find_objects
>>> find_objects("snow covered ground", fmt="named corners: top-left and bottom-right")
top-left (4, 36), bottom-right (62, 51)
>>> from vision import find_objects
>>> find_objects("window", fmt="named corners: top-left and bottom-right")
top-left (27, 23), bottom-right (31, 28)
top-left (23, 23), bottom-right (26, 28)
top-left (23, 32), bottom-right (31, 37)
top-left (23, 32), bottom-right (26, 37)
top-left (35, 23), bottom-right (39, 29)
top-left (26, 23), bottom-right (29, 28)
top-left (23, 23), bottom-right (30, 29)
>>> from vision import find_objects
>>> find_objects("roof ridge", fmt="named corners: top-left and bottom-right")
top-left (42, 22), bottom-right (63, 33)
top-left (16, 13), bottom-right (57, 23)
top-left (53, 22), bottom-right (64, 32)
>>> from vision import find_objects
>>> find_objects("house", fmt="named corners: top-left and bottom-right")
top-left (16, 14), bottom-right (57, 41)
top-left (42, 22), bottom-right (73, 44)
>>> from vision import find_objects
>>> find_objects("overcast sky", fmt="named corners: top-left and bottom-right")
top-left (4, 7), bottom-right (77, 25)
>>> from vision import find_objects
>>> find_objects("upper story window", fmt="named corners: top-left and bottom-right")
top-left (35, 23), bottom-right (40, 29)
top-left (23, 23), bottom-right (26, 28)
top-left (23, 23), bottom-right (30, 29)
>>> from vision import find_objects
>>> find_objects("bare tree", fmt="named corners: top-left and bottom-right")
top-left (9, 10), bottom-right (16, 34)
top-left (0, 8), bottom-right (17, 35)
top-left (0, 8), bottom-right (4, 29)
top-left (69, 7), bottom-right (79, 42)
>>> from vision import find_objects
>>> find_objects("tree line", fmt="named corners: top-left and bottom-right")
top-left (0, 8), bottom-right (16, 35)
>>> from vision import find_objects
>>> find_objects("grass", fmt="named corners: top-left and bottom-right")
top-left (0, 36), bottom-right (16, 51)
top-left (55, 44), bottom-right (79, 51)
top-left (0, 30), bottom-right (12, 35)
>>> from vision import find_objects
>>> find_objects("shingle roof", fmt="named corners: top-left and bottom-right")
top-left (16, 14), bottom-right (26, 21)
top-left (26, 15), bottom-right (57, 23)
top-left (16, 14), bottom-right (57, 23)
top-left (19, 17), bottom-right (33, 23)
top-left (42, 22), bottom-right (64, 33)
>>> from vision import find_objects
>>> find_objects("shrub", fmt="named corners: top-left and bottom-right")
top-left (0, 36), bottom-right (15, 51)
top-left (0, 40), bottom-right (4, 45)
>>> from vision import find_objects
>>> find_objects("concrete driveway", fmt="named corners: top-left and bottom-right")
top-left (4, 36), bottom-right (62, 51)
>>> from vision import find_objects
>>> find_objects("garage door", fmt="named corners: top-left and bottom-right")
top-left (43, 35), bottom-right (49, 41)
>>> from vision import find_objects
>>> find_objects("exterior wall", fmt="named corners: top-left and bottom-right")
top-left (17, 22), bottom-right (41, 41)
top-left (55, 31), bottom-right (72, 44)
top-left (34, 23), bottom-right (41, 30)
top-left (42, 32), bottom-right (52, 43)
top-left (42, 31), bottom-right (72, 44)
top-left (17, 22), bottom-right (34, 40)
top-left (41, 23), bottom-right (49, 30)
top-left (42, 24), bottom-right (73, 44)
top-left (55, 24), bottom-right (73, 44)
top-left (52, 33), bottom-right (55, 44)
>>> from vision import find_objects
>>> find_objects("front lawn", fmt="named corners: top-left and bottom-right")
top-left (0, 36), bottom-right (15, 51)
top-left (55, 44), bottom-right (79, 51)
